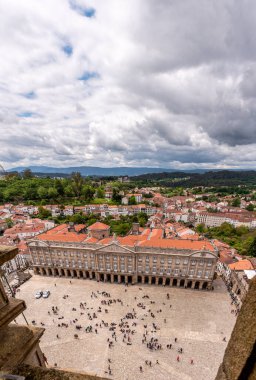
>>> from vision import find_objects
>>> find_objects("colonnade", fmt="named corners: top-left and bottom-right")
top-left (33, 266), bottom-right (212, 290)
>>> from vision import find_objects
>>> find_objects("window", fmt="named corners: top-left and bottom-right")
top-left (113, 256), bottom-right (117, 261)
top-left (138, 265), bottom-right (142, 273)
top-left (189, 269), bottom-right (194, 276)
top-left (207, 261), bottom-right (212, 266)
top-left (128, 257), bottom-right (132, 262)
top-left (145, 256), bottom-right (149, 263)
top-left (138, 258), bottom-right (142, 262)
top-left (153, 256), bottom-right (157, 263)
top-left (205, 271), bottom-right (210, 278)
top-left (191, 260), bottom-right (196, 266)
top-left (99, 255), bottom-right (103, 259)
top-left (197, 270), bottom-right (202, 277)
top-left (182, 269), bottom-right (187, 276)
top-left (174, 269), bottom-right (179, 275)
top-left (160, 259), bottom-right (164, 264)
top-left (183, 259), bottom-right (188, 265)
top-left (83, 254), bottom-right (87, 258)
top-left (199, 260), bottom-right (204, 266)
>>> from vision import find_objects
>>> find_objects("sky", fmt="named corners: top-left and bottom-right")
top-left (1, 0), bottom-right (256, 170)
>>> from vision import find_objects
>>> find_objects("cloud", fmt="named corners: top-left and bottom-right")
top-left (0, 0), bottom-right (256, 170)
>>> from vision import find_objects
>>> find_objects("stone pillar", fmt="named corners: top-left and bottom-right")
top-left (104, 274), bottom-right (107, 282)
top-left (89, 271), bottom-right (93, 279)
top-left (118, 275), bottom-right (121, 284)
top-left (142, 276), bottom-right (145, 284)
top-left (170, 278), bottom-right (173, 286)
top-left (199, 282), bottom-right (203, 290)
top-left (39, 268), bottom-right (44, 275)
top-left (177, 279), bottom-right (181, 287)
top-left (192, 281), bottom-right (196, 289)
top-left (156, 277), bottom-right (159, 285)
top-left (184, 279), bottom-right (188, 287)
top-left (132, 275), bottom-right (136, 285)
top-left (111, 274), bottom-right (114, 283)
top-left (149, 276), bottom-right (152, 285)
top-left (125, 275), bottom-right (128, 284)
top-left (163, 277), bottom-right (166, 286)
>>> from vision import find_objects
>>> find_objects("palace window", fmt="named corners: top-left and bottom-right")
top-left (199, 260), bottom-right (204, 266)
top-left (153, 256), bottom-right (157, 263)
top-left (191, 260), bottom-right (196, 266)
top-left (145, 256), bottom-right (149, 263)
top-left (113, 256), bottom-right (117, 261)
top-left (176, 259), bottom-right (180, 265)
top-left (160, 259), bottom-right (165, 264)
top-left (197, 270), bottom-right (202, 277)
top-left (174, 268), bottom-right (179, 276)
top-left (183, 259), bottom-right (188, 265)
top-left (83, 254), bottom-right (87, 258)
top-left (168, 258), bottom-right (172, 264)
top-left (205, 271), bottom-right (210, 278)
top-left (189, 269), bottom-right (194, 276)
top-left (207, 261), bottom-right (212, 266)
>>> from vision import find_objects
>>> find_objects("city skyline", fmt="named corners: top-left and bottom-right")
top-left (1, 1), bottom-right (256, 170)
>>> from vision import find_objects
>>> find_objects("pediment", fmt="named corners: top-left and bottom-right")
top-left (190, 250), bottom-right (217, 259)
top-left (95, 243), bottom-right (135, 254)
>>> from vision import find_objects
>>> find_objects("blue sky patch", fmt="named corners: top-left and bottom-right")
top-left (63, 44), bottom-right (73, 56)
top-left (69, 1), bottom-right (96, 18)
top-left (17, 111), bottom-right (36, 118)
top-left (78, 71), bottom-right (99, 81)
top-left (82, 8), bottom-right (95, 18)
top-left (22, 91), bottom-right (36, 99)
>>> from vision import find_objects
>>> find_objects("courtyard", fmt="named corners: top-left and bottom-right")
top-left (16, 275), bottom-right (236, 380)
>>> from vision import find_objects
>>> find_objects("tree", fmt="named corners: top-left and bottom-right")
top-left (196, 223), bottom-right (206, 234)
top-left (246, 203), bottom-right (254, 211)
top-left (112, 188), bottom-right (122, 203)
top-left (37, 186), bottom-right (48, 199)
top-left (232, 198), bottom-right (241, 207)
top-left (64, 185), bottom-right (74, 197)
top-left (128, 196), bottom-right (136, 205)
top-left (82, 185), bottom-right (95, 202)
top-left (48, 187), bottom-right (58, 199)
top-left (248, 237), bottom-right (256, 257)
top-left (71, 172), bottom-right (84, 197)
top-left (38, 206), bottom-right (51, 219)
top-left (22, 169), bottom-right (33, 179)
top-left (96, 188), bottom-right (105, 199)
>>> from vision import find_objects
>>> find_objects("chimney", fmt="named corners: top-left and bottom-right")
top-left (132, 223), bottom-right (140, 235)
top-left (68, 222), bottom-right (75, 232)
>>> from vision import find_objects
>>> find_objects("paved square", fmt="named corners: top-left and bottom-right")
top-left (16, 275), bottom-right (236, 380)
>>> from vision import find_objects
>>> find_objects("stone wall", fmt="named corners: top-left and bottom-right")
top-left (215, 277), bottom-right (256, 380)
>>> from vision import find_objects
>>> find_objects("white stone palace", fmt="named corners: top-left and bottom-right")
top-left (28, 222), bottom-right (218, 290)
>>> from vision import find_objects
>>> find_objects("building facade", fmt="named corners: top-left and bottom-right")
top-left (28, 223), bottom-right (218, 290)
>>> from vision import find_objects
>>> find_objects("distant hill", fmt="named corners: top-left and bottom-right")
top-left (8, 165), bottom-right (209, 177)
top-left (132, 170), bottom-right (256, 187)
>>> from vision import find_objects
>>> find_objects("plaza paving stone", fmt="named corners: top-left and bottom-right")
top-left (15, 275), bottom-right (236, 380)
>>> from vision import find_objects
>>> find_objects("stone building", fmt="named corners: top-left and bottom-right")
top-left (28, 222), bottom-right (218, 290)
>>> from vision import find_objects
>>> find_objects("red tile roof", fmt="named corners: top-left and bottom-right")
top-left (88, 222), bottom-right (110, 230)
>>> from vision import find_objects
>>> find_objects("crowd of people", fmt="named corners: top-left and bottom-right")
top-left (27, 280), bottom-right (230, 378)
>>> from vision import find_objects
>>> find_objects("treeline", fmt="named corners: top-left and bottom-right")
top-left (132, 170), bottom-right (256, 188)
top-left (196, 222), bottom-right (256, 256)
top-left (0, 171), bottom-right (118, 204)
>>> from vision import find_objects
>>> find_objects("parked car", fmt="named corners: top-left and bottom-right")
top-left (35, 291), bottom-right (43, 299)
top-left (42, 290), bottom-right (50, 298)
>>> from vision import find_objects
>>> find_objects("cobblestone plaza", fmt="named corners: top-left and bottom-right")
top-left (16, 275), bottom-right (236, 380)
